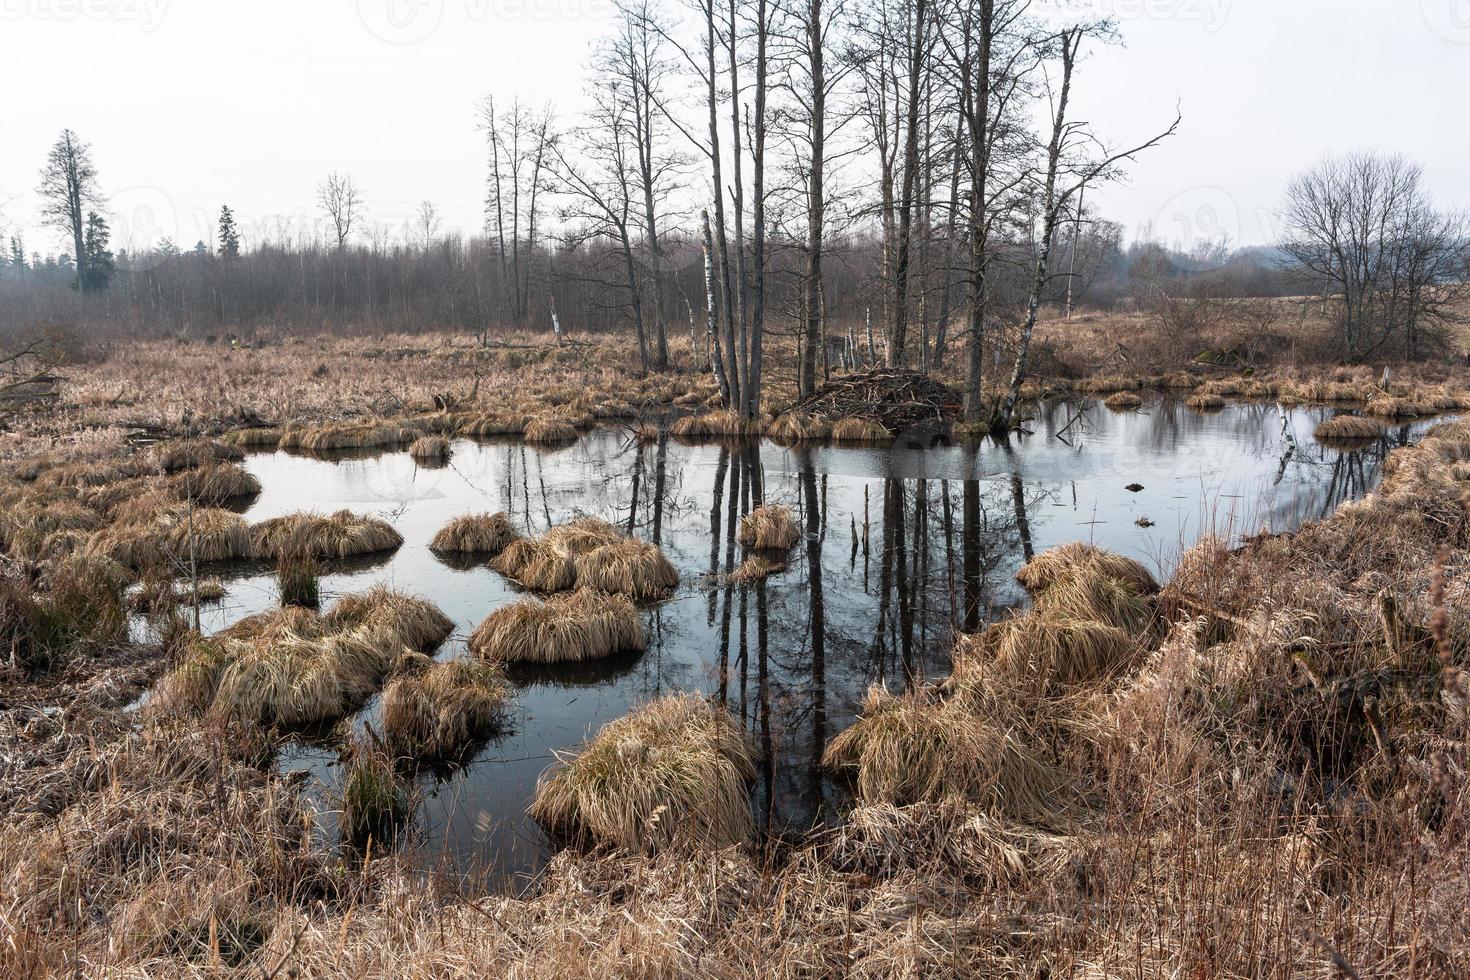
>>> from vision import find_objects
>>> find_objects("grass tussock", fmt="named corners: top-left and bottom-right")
top-left (277, 552), bottom-right (320, 608)
top-left (430, 512), bottom-right (520, 556)
top-left (281, 420), bottom-right (420, 453)
top-left (408, 435), bottom-right (451, 462)
top-left (523, 416), bottom-right (579, 445)
top-left (529, 693), bottom-right (756, 852)
top-left (0, 557), bottom-right (128, 672)
top-left (729, 553), bottom-right (790, 583)
top-left (323, 585), bottom-right (455, 652)
top-left (766, 413), bottom-right (831, 444)
top-left (153, 438), bottom-right (244, 473)
top-left (340, 742), bottom-right (413, 848)
top-left (953, 613), bottom-right (1140, 694)
top-left (1103, 391), bottom-right (1144, 410)
top-left (737, 504), bottom-right (802, 551)
top-left (572, 538), bottom-right (679, 601)
top-left (491, 537), bottom-right (577, 592)
top-left (1015, 542), bottom-right (1159, 631)
top-left (469, 589), bottom-right (644, 664)
top-left (249, 510), bottom-right (403, 560)
top-left (669, 410), bottom-right (761, 440)
top-left (221, 426), bottom-right (282, 448)
top-left (170, 462), bottom-right (262, 505)
top-left (1315, 413), bottom-right (1387, 441)
top-left (380, 658), bottom-right (511, 761)
top-left (1184, 392), bottom-right (1226, 410)
top-left (829, 417), bottom-right (893, 444)
top-left (823, 687), bottom-right (1067, 823)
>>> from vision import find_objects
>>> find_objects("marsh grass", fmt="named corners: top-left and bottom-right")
top-left (341, 741), bottom-right (413, 848)
top-left (523, 416), bottom-right (579, 445)
top-left (1315, 413), bottom-right (1388, 441)
top-left (572, 538), bottom-right (679, 600)
top-left (468, 589), bottom-right (645, 663)
top-left (829, 417), bottom-right (893, 444)
top-left (1185, 392), bottom-right (1227, 410)
top-left (766, 413), bottom-right (832, 444)
top-left (529, 693), bottom-right (756, 852)
top-left (669, 410), bottom-right (762, 441)
top-left (277, 551), bottom-right (321, 608)
top-left (737, 505), bottom-right (801, 552)
top-left (1103, 391), bottom-right (1144, 410)
top-left (430, 512), bottom-right (520, 556)
top-left (408, 435), bottom-right (452, 462)
top-left (171, 462), bottom-right (262, 506)
top-left (380, 658), bottom-right (511, 762)
top-left (249, 510), bottom-right (403, 560)
top-left (323, 585), bottom-right (455, 652)
top-left (491, 537), bottom-right (577, 592)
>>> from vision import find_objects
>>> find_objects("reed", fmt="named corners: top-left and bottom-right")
top-left (468, 589), bottom-right (645, 663)
top-left (528, 693), bottom-right (756, 852)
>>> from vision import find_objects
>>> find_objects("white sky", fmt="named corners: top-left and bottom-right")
top-left (0, 0), bottom-right (1466, 258)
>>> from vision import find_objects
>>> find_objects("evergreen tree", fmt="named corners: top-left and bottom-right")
top-left (81, 210), bottom-right (115, 291)
top-left (9, 237), bottom-right (25, 273)
top-left (217, 204), bottom-right (241, 259)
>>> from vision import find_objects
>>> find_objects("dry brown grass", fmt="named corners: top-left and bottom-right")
top-left (829, 417), bottom-right (893, 444)
top-left (380, 657), bottom-right (511, 761)
top-left (529, 693), bottom-right (756, 852)
top-left (249, 510), bottom-right (403, 560)
top-left (468, 589), bottom-right (645, 663)
top-left (407, 434), bottom-right (451, 461)
top-left (1315, 413), bottom-right (1387, 441)
top-left (491, 536), bottom-right (578, 592)
top-left (1103, 391), bottom-right (1144, 410)
top-left (766, 412), bottom-right (831, 444)
top-left (323, 585), bottom-right (455, 652)
top-left (1185, 392), bottom-right (1227, 410)
top-left (523, 416), bottom-right (579, 444)
top-left (670, 409), bottom-right (762, 440)
top-left (737, 504), bottom-right (802, 551)
top-left (429, 512), bottom-right (520, 555)
top-left (572, 538), bottom-right (679, 601)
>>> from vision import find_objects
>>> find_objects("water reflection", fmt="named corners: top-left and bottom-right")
top-left (163, 395), bottom-right (1440, 885)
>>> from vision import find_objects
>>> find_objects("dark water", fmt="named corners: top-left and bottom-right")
top-left (167, 395), bottom-right (1437, 884)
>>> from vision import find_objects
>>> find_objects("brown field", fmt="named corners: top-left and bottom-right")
top-left (2, 316), bottom-right (1469, 976)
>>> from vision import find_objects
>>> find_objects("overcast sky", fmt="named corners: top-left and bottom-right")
top-left (0, 0), bottom-right (1466, 259)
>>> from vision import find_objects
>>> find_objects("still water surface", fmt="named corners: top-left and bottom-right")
top-left (176, 395), bottom-right (1435, 883)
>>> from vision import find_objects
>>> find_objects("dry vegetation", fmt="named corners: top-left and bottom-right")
top-left (2, 325), bottom-right (1470, 976)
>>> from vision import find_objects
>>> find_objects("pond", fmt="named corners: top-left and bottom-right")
top-left (167, 394), bottom-right (1437, 886)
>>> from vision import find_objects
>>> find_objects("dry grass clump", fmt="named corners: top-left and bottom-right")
top-left (249, 510), bottom-right (403, 560)
top-left (280, 420), bottom-right (420, 453)
top-left (459, 413), bottom-right (524, 438)
top-left (323, 585), bottom-right (455, 652)
top-left (0, 557), bottom-right (128, 672)
top-left (407, 434), bottom-right (451, 462)
top-left (737, 504), bottom-right (802, 551)
top-left (529, 693), bottom-right (756, 852)
top-left (669, 409), bottom-right (761, 440)
top-left (572, 538), bottom-right (679, 601)
top-left (170, 461), bottom-right (262, 505)
top-left (380, 657), bottom-right (511, 761)
top-left (729, 553), bottom-right (790, 583)
top-left (823, 686), bottom-right (1067, 822)
top-left (1184, 392), bottom-right (1226, 410)
top-left (468, 589), bottom-right (644, 664)
top-left (89, 507), bottom-right (252, 568)
top-left (153, 438), bottom-right (244, 473)
top-left (206, 629), bottom-right (402, 728)
top-left (829, 417), bottom-right (893, 444)
top-left (277, 551), bottom-right (320, 608)
top-left (1016, 543), bottom-right (1158, 611)
top-left (0, 500), bottom-right (103, 560)
top-left (766, 412), bottom-right (832, 444)
top-left (543, 516), bottom-right (625, 556)
top-left (952, 613), bottom-right (1140, 695)
top-left (1314, 413), bottom-right (1386, 441)
top-left (1103, 391), bottom-right (1144, 410)
top-left (221, 426), bottom-right (282, 448)
top-left (430, 512), bottom-right (520, 556)
top-left (491, 537), bottom-right (577, 592)
top-left (524, 416), bottom-right (579, 445)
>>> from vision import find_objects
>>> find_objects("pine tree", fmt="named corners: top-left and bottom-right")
top-left (81, 210), bottom-right (115, 291)
top-left (217, 204), bottom-right (241, 259)
top-left (9, 237), bottom-right (25, 273)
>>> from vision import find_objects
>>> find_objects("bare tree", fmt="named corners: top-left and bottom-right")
top-left (37, 129), bottom-right (101, 293)
top-left (1281, 151), bottom-right (1467, 360)
top-left (416, 200), bottom-right (441, 250)
top-left (479, 96), bottom-right (557, 323)
top-left (993, 23), bottom-right (1179, 430)
top-left (318, 172), bottom-right (363, 250)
